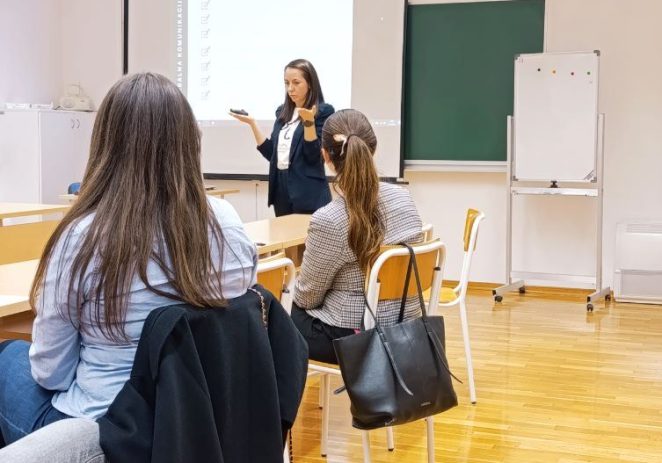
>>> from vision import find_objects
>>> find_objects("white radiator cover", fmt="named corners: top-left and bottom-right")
top-left (614, 222), bottom-right (662, 304)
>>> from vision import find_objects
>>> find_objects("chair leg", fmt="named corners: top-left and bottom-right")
top-left (283, 430), bottom-right (290, 463)
top-left (386, 426), bottom-right (395, 451)
top-left (318, 374), bottom-right (325, 409)
top-left (425, 417), bottom-right (435, 463)
top-left (459, 300), bottom-right (477, 404)
top-left (320, 374), bottom-right (331, 456)
top-left (361, 431), bottom-right (372, 463)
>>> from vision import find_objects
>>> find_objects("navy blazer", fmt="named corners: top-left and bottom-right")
top-left (257, 103), bottom-right (334, 212)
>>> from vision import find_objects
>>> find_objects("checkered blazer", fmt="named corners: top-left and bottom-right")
top-left (294, 182), bottom-right (423, 329)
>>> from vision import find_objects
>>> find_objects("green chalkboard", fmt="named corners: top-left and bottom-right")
top-left (404, 0), bottom-right (544, 162)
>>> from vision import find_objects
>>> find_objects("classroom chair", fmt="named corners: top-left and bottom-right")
top-left (256, 253), bottom-right (298, 463)
top-left (316, 240), bottom-right (446, 463)
top-left (256, 252), bottom-right (296, 314)
top-left (435, 208), bottom-right (485, 404)
top-left (255, 252), bottom-right (352, 460)
top-left (421, 223), bottom-right (434, 241)
top-left (360, 239), bottom-right (446, 463)
top-left (68, 182), bottom-right (81, 195)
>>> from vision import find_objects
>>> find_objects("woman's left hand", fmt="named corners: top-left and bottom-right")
top-left (299, 105), bottom-right (317, 123)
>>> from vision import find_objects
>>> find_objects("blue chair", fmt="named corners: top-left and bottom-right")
top-left (68, 182), bottom-right (81, 195)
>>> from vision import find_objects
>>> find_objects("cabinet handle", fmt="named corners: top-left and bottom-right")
top-left (76, 119), bottom-right (80, 129)
top-left (70, 119), bottom-right (75, 129)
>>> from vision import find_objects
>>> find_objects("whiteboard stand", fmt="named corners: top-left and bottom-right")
top-left (493, 114), bottom-right (611, 311)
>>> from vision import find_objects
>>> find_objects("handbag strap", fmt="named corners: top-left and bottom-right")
top-left (397, 248), bottom-right (415, 323)
top-left (399, 243), bottom-right (428, 319)
top-left (401, 243), bottom-right (462, 384)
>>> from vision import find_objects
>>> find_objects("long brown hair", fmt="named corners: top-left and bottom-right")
top-left (321, 109), bottom-right (384, 271)
top-left (278, 58), bottom-right (325, 124)
top-left (30, 72), bottom-right (226, 341)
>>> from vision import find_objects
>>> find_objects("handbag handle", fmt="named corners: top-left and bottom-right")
top-left (401, 243), bottom-right (462, 384)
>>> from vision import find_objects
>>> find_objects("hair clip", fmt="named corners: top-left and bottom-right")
top-left (333, 133), bottom-right (349, 157)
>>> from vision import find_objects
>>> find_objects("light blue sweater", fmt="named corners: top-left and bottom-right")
top-left (29, 197), bottom-right (257, 419)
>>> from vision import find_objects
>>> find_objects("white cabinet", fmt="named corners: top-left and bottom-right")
top-left (0, 109), bottom-right (95, 204)
top-left (0, 111), bottom-right (41, 203)
top-left (205, 180), bottom-right (274, 222)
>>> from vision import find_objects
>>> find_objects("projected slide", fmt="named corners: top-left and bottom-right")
top-left (179, 0), bottom-right (353, 121)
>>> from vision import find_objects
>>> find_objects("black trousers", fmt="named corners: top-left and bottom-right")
top-left (272, 169), bottom-right (316, 217)
top-left (290, 304), bottom-right (355, 364)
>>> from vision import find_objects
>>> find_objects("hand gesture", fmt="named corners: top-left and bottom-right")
top-left (228, 111), bottom-right (255, 124)
top-left (298, 105), bottom-right (317, 123)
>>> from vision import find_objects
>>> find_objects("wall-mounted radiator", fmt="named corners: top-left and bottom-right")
top-left (614, 222), bottom-right (662, 304)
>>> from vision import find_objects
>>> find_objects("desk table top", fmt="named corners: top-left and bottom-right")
top-left (243, 214), bottom-right (311, 254)
top-left (0, 203), bottom-right (70, 220)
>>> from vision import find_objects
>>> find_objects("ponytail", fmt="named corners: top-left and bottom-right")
top-left (322, 109), bottom-right (384, 271)
top-left (337, 136), bottom-right (384, 271)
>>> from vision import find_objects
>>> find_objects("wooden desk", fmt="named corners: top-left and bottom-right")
top-left (0, 259), bottom-right (38, 318)
top-left (243, 214), bottom-right (311, 255)
top-left (0, 260), bottom-right (36, 339)
top-left (205, 187), bottom-right (240, 199)
top-left (0, 215), bottom-right (311, 340)
top-left (0, 203), bottom-right (69, 225)
top-left (0, 311), bottom-right (33, 341)
top-left (58, 187), bottom-right (240, 203)
top-left (0, 259), bottom-right (39, 339)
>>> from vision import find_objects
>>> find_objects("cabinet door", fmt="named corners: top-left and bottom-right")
top-left (255, 181), bottom-right (274, 220)
top-left (206, 180), bottom-right (257, 222)
top-left (39, 111), bottom-right (94, 204)
top-left (0, 111), bottom-right (40, 203)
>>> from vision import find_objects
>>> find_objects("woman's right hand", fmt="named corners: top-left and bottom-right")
top-left (228, 111), bottom-right (255, 124)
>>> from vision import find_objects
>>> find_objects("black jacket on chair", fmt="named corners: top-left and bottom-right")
top-left (98, 286), bottom-right (308, 463)
top-left (257, 103), bottom-right (334, 212)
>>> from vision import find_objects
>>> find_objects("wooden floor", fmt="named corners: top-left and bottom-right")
top-left (290, 290), bottom-right (662, 462)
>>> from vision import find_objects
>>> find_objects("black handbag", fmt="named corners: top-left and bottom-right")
top-left (332, 243), bottom-right (459, 430)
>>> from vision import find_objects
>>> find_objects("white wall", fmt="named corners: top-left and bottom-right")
top-left (0, 0), bottom-right (63, 105)
top-left (405, 172), bottom-right (507, 282)
top-left (128, 0), bottom-right (176, 77)
top-left (0, 0), bottom-right (120, 109)
top-left (38, 0), bottom-right (662, 288)
top-left (60, 0), bottom-right (123, 108)
top-left (544, 0), bottom-right (662, 287)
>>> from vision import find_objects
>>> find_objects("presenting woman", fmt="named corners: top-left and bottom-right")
top-left (230, 59), bottom-right (333, 216)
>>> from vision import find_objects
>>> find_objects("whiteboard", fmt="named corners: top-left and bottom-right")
top-left (513, 51), bottom-right (599, 182)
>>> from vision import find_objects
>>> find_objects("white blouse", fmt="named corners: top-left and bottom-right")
top-left (276, 109), bottom-right (300, 170)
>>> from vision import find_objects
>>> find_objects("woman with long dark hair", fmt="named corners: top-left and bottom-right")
top-left (0, 73), bottom-right (257, 446)
top-left (291, 109), bottom-right (423, 363)
top-left (230, 59), bottom-right (333, 216)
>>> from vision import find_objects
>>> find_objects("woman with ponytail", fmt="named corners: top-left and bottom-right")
top-left (291, 109), bottom-right (423, 363)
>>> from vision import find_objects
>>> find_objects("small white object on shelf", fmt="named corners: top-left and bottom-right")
top-left (4, 103), bottom-right (31, 110)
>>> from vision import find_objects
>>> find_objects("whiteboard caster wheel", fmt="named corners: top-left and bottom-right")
top-left (519, 286), bottom-right (526, 294)
top-left (587, 303), bottom-right (593, 312)
top-left (605, 294), bottom-right (612, 301)
top-left (494, 295), bottom-right (503, 303)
